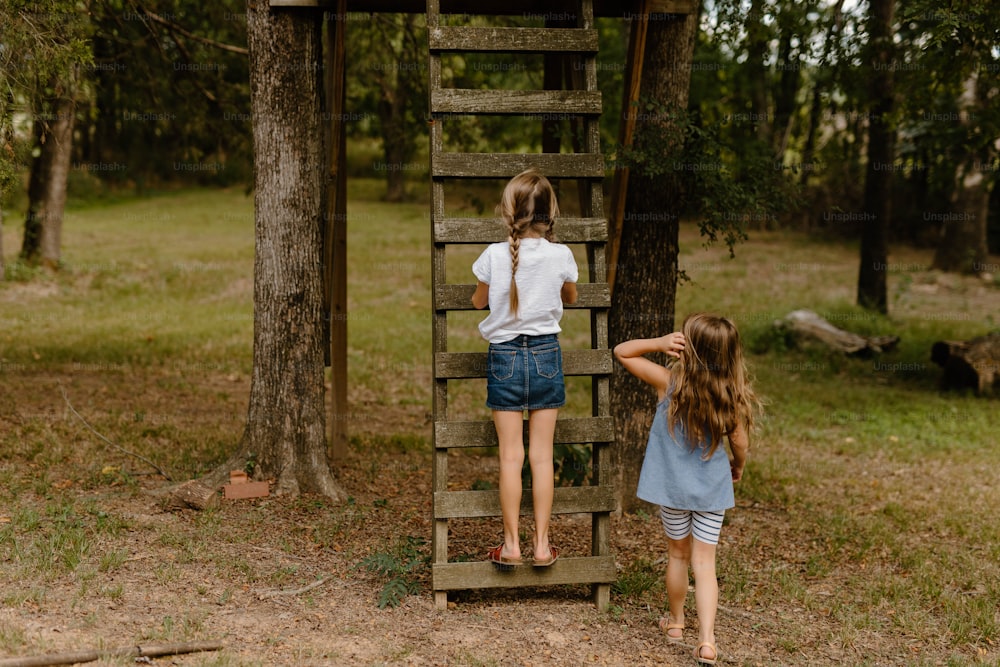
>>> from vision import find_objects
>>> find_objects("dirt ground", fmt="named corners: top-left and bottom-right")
top-left (3, 266), bottom-right (998, 666)
top-left (0, 375), bottom-right (961, 667)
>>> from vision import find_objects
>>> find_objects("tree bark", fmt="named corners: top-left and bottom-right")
top-left (234, 0), bottom-right (345, 501)
top-left (21, 87), bottom-right (77, 269)
top-left (856, 0), bottom-right (895, 314)
top-left (609, 6), bottom-right (699, 514)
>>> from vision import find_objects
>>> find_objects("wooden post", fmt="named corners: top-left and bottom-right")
top-left (607, 0), bottom-right (648, 296)
top-left (324, 0), bottom-right (349, 461)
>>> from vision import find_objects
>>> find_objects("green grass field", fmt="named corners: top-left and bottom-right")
top-left (1, 181), bottom-right (998, 665)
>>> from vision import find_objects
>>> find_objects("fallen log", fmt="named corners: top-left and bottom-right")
top-left (776, 309), bottom-right (899, 355)
top-left (163, 479), bottom-right (219, 511)
top-left (0, 640), bottom-right (223, 667)
top-left (930, 332), bottom-right (1000, 395)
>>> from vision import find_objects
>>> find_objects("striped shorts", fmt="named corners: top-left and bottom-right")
top-left (659, 506), bottom-right (726, 546)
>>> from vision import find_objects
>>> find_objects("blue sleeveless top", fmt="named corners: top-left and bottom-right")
top-left (636, 395), bottom-right (735, 512)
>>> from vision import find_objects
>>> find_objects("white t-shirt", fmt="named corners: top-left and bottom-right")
top-left (472, 238), bottom-right (579, 344)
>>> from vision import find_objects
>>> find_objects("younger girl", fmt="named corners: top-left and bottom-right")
top-left (614, 313), bottom-right (758, 665)
top-left (471, 169), bottom-right (578, 568)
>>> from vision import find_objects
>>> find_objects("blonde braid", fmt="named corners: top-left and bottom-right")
top-left (498, 168), bottom-right (561, 317)
top-left (509, 232), bottom-right (521, 315)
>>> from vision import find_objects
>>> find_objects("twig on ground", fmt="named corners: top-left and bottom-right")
top-left (59, 384), bottom-right (173, 481)
top-left (258, 576), bottom-right (335, 599)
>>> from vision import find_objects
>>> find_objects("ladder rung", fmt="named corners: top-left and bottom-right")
top-left (432, 89), bottom-right (600, 116)
top-left (436, 283), bottom-right (609, 311)
top-left (432, 555), bottom-right (616, 590)
top-left (429, 26), bottom-right (598, 53)
top-left (434, 216), bottom-right (608, 243)
top-left (435, 349), bottom-right (612, 379)
top-left (432, 152), bottom-right (605, 179)
top-left (435, 416), bottom-right (613, 448)
top-left (435, 485), bottom-right (617, 518)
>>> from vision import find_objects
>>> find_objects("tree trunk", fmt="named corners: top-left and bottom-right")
top-left (932, 71), bottom-right (994, 273)
top-left (0, 203), bottom-right (5, 280)
top-left (856, 0), bottom-right (895, 314)
top-left (743, 0), bottom-right (771, 145)
top-left (609, 6), bottom-right (699, 514)
top-left (20, 87), bottom-right (76, 269)
top-left (233, 0), bottom-right (345, 501)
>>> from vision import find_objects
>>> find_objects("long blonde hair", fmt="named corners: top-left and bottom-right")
top-left (668, 312), bottom-right (759, 457)
top-left (498, 169), bottom-right (560, 315)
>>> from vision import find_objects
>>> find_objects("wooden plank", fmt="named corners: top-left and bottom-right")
top-left (435, 282), bottom-right (609, 311)
top-left (429, 26), bottom-right (598, 53)
top-left (607, 8), bottom-right (648, 296)
top-left (432, 89), bottom-right (601, 116)
top-left (272, 0), bottom-right (695, 14)
top-left (434, 416), bottom-right (613, 448)
top-left (435, 485), bottom-right (617, 518)
top-left (435, 348), bottom-right (612, 379)
top-left (432, 555), bottom-right (616, 590)
top-left (431, 152), bottom-right (605, 179)
top-left (434, 216), bottom-right (607, 243)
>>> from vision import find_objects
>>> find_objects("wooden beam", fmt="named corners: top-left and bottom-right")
top-left (435, 282), bottom-right (609, 311)
top-left (433, 216), bottom-right (608, 243)
top-left (429, 26), bottom-right (598, 53)
top-left (432, 555), bottom-right (616, 590)
top-left (431, 152), bottom-right (605, 178)
top-left (434, 349), bottom-right (612, 379)
top-left (431, 89), bottom-right (601, 116)
top-left (270, 0), bottom-right (695, 15)
top-left (434, 485), bottom-right (617, 518)
top-left (323, 0), bottom-right (349, 461)
top-left (607, 2), bottom-right (648, 296)
top-left (434, 416), bottom-right (614, 448)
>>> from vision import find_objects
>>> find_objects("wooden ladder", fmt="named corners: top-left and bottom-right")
top-left (428, 0), bottom-right (615, 610)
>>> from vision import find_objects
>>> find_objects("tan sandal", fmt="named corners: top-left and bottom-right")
top-left (657, 616), bottom-right (683, 643)
top-left (693, 642), bottom-right (718, 665)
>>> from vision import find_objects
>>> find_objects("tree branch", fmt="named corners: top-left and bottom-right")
top-left (59, 384), bottom-right (173, 481)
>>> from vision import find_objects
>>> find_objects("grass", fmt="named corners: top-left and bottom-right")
top-left (1, 179), bottom-right (999, 664)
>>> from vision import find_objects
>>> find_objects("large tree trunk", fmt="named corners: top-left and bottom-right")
top-left (609, 6), bottom-right (699, 514)
top-left (743, 0), bottom-right (771, 145)
top-left (20, 88), bottom-right (76, 269)
top-left (933, 71), bottom-right (995, 273)
top-left (0, 203), bottom-right (5, 280)
top-left (232, 0), bottom-right (345, 500)
top-left (856, 0), bottom-right (895, 314)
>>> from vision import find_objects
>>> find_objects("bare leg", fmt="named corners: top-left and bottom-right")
top-left (494, 410), bottom-right (525, 560)
top-left (527, 408), bottom-right (558, 560)
top-left (690, 537), bottom-right (719, 661)
top-left (665, 536), bottom-right (691, 636)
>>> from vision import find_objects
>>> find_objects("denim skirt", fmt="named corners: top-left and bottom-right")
top-left (486, 334), bottom-right (566, 411)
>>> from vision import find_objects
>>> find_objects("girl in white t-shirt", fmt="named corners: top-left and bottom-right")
top-left (472, 169), bottom-right (578, 568)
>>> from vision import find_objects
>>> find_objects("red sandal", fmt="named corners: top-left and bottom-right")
top-left (487, 544), bottom-right (523, 567)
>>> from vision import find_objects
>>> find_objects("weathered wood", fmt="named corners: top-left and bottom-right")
top-left (776, 309), bottom-right (899, 355)
top-left (431, 152), bottom-right (605, 179)
top-left (608, 8), bottom-right (649, 295)
top-left (435, 416), bottom-right (614, 448)
top-left (435, 485), bottom-right (617, 518)
top-left (432, 555), bottom-right (616, 590)
top-left (435, 349), bottom-right (612, 379)
top-left (0, 641), bottom-right (223, 667)
top-left (324, 0), bottom-right (349, 461)
top-left (436, 282), bottom-right (609, 311)
top-left (164, 480), bottom-right (219, 511)
top-left (432, 89), bottom-right (601, 116)
top-left (270, 0), bottom-right (695, 14)
top-left (931, 333), bottom-right (1000, 395)
top-left (434, 216), bottom-right (607, 243)
top-left (427, 0), bottom-right (617, 606)
top-left (429, 26), bottom-right (598, 53)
